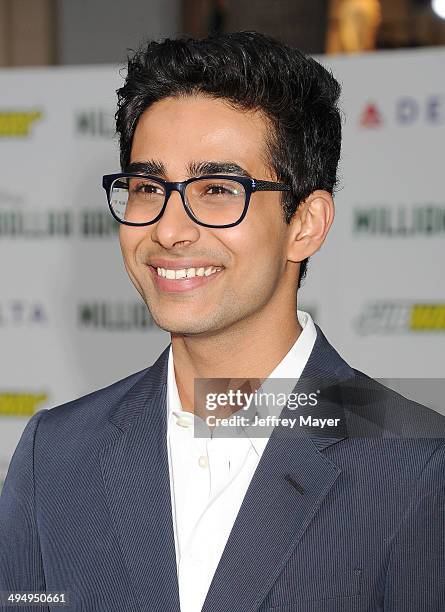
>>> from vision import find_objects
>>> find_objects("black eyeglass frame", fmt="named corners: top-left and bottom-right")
top-left (102, 173), bottom-right (292, 229)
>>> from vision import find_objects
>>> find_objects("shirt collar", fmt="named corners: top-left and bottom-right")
top-left (167, 309), bottom-right (317, 455)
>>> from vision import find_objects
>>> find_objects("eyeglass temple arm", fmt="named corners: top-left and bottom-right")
top-left (253, 180), bottom-right (291, 192)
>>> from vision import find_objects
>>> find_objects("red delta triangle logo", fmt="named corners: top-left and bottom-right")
top-left (359, 103), bottom-right (383, 128)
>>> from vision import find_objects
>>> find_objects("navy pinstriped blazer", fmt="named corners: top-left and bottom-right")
top-left (1, 324), bottom-right (444, 611)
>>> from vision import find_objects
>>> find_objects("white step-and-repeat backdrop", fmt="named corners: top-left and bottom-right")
top-left (1, 48), bottom-right (444, 489)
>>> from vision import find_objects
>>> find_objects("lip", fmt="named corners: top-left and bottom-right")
top-left (147, 264), bottom-right (224, 293)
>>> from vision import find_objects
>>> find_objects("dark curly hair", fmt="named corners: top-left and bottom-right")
top-left (115, 31), bottom-right (342, 287)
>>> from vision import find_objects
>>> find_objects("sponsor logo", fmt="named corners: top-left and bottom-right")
top-left (0, 210), bottom-right (73, 237)
top-left (0, 109), bottom-right (42, 137)
top-left (359, 103), bottom-right (383, 128)
top-left (355, 302), bottom-right (445, 334)
top-left (411, 304), bottom-right (445, 331)
top-left (359, 95), bottom-right (444, 128)
top-left (0, 301), bottom-right (48, 326)
top-left (75, 109), bottom-right (115, 138)
top-left (0, 392), bottom-right (49, 417)
top-left (80, 210), bottom-right (119, 236)
top-left (396, 96), bottom-right (444, 125)
top-left (353, 205), bottom-right (445, 236)
top-left (78, 301), bottom-right (156, 330)
top-left (0, 209), bottom-right (118, 237)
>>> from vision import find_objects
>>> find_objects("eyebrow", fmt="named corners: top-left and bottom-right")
top-left (125, 159), bottom-right (252, 179)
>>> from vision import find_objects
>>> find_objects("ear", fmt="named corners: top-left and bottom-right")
top-left (287, 190), bottom-right (335, 263)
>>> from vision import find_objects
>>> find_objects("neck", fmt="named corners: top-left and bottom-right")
top-left (171, 299), bottom-right (302, 414)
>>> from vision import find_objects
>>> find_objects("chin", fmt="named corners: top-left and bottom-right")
top-left (146, 296), bottom-right (250, 337)
top-left (150, 311), bottom-right (211, 335)
top-left (151, 308), bottom-right (235, 336)
top-left (157, 322), bottom-right (216, 336)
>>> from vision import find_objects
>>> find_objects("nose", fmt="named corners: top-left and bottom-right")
top-left (151, 188), bottom-right (200, 249)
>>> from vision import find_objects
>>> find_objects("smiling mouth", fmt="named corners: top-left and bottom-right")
top-left (155, 265), bottom-right (223, 279)
top-left (147, 264), bottom-right (224, 292)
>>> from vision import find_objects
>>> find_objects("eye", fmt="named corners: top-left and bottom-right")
top-left (127, 178), bottom-right (165, 198)
top-left (207, 185), bottom-right (228, 194)
top-left (205, 183), bottom-right (239, 196)
top-left (133, 181), bottom-right (164, 194)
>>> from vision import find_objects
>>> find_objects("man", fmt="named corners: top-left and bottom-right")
top-left (1, 31), bottom-right (444, 612)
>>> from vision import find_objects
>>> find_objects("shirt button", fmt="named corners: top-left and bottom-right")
top-left (173, 411), bottom-right (193, 428)
top-left (176, 417), bottom-right (191, 428)
top-left (198, 455), bottom-right (208, 468)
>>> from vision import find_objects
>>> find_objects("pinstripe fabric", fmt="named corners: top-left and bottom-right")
top-left (1, 326), bottom-right (444, 612)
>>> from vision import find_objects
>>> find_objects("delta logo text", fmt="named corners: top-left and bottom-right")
top-left (355, 302), bottom-right (445, 334)
top-left (78, 301), bottom-right (156, 331)
top-left (0, 109), bottom-right (42, 137)
top-left (0, 391), bottom-right (49, 417)
top-left (0, 301), bottom-right (48, 327)
top-left (359, 95), bottom-right (444, 128)
top-left (353, 204), bottom-right (445, 236)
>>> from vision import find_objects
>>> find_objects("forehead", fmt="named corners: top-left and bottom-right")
top-left (130, 95), bottom-right (272, 173)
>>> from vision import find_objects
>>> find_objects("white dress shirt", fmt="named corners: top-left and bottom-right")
top-left (166, 310), bottom-right (317, 612)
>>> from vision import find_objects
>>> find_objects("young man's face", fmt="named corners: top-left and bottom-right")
top-left (119, 94), bottom-right (297, 336)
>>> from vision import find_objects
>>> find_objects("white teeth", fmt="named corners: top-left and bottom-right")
top-left (155, 266), bottom-right (222, 279)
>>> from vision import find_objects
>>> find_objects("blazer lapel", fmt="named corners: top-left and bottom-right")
top-left (99, 345), bottom-right (181, 612)
top-left (202, 325), bottom-right (355, 612)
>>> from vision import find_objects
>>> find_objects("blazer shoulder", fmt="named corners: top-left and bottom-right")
top-left (40, 363), bottom-right (154, 430)
top-left (346, 368), bottom-right (445, 440)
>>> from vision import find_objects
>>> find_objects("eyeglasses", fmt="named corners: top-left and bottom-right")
top-left (102, 173), bottom-right (292, 228)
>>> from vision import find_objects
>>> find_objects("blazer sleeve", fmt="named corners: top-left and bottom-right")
top-left (383, 441), bottom-right (445, 611)
top-left (0, 409), bottom-right (49, 611)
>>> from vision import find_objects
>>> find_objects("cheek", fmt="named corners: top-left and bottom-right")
top-left (221, 213), bottom-right (286, 275)
top-left (118, 226), bottom-right (146, 264)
